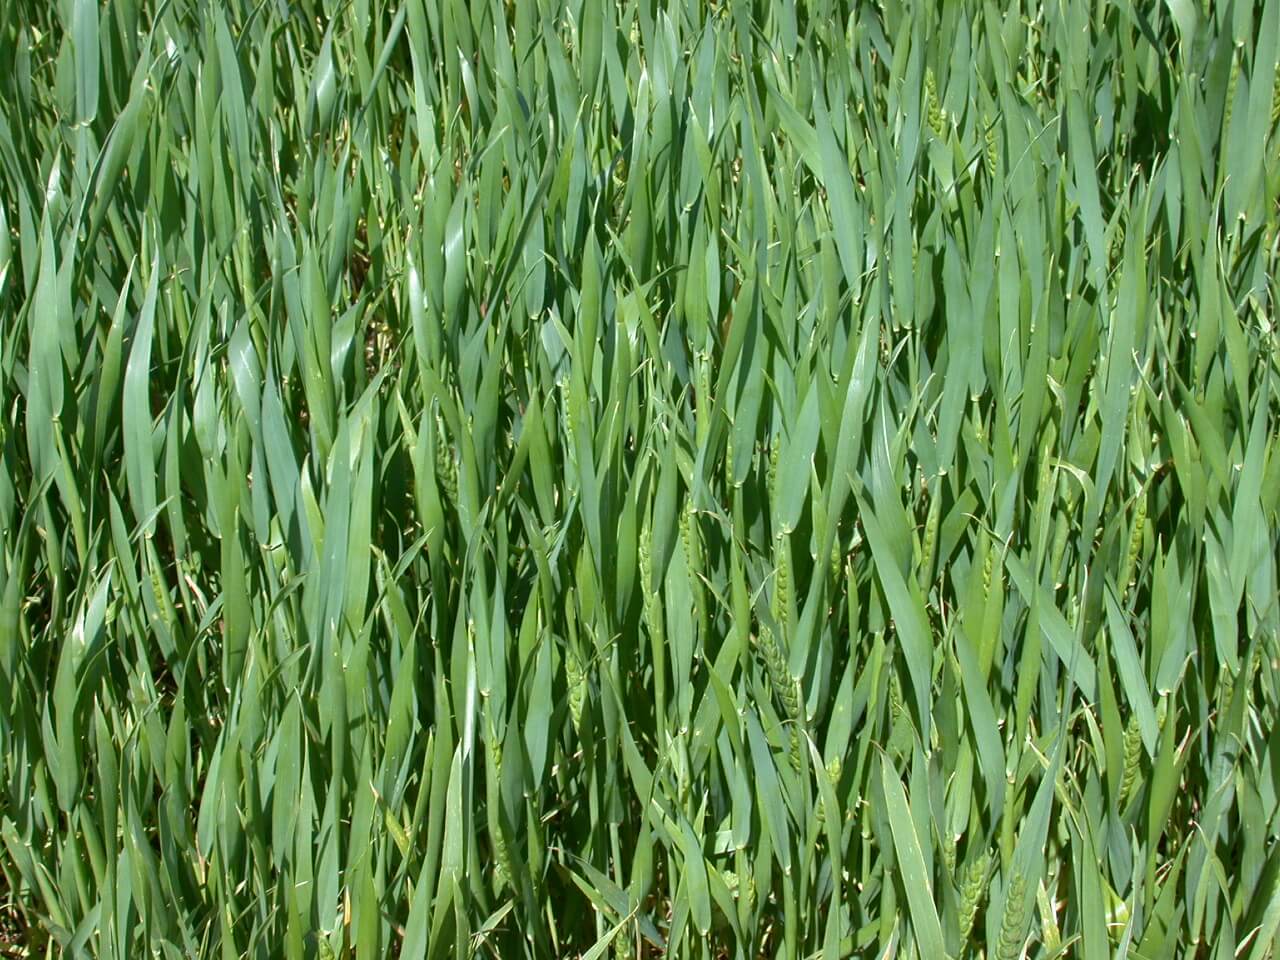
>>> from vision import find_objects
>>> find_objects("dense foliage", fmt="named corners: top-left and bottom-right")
top-left (1, 0), bottom-right (1279, 956)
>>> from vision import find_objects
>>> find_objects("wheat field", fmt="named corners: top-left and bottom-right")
top-left (1, 0), bottom-right (1279, 957)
